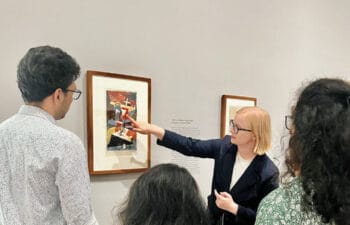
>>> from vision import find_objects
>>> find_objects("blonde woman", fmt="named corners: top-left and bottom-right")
top-left (128, 106), bottom-right (279, 225)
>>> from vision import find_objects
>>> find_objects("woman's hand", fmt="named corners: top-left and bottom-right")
top-left (214, 190), bottom-right (239, 215)
top-left (126, 115), bottom-right (151, 134)
top-left (126, 115), bottom-right (165, 140)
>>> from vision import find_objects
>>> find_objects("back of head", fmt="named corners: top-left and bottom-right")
top-left (236, 106), bottom-right (271, 155)
top-left (117, 163), bottom-right (209, 225)
top-left (288, 78), bottom-right (350, 224)
top-left (17, 46), bottom-right (80, 103)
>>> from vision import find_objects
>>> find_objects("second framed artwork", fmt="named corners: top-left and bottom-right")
top-left (220, 95), bottom-right (257, 137)
top-left (87, 70), bottom-right (151, 174)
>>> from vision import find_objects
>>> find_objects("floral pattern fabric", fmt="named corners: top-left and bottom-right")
top-left (0, 105), bottom-right (98, 225)
top-left (255, 177), bottom-right (333, 225)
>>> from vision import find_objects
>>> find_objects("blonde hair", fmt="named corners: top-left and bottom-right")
top-left (236, 106), bottom-right (271, 155)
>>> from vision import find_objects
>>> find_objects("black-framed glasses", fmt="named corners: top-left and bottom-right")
top-left (229, 120), bottom-right (252, 134)
top-left (64, 89), bottom-right (82, 100)
top-left (285, 115), bottom-right (292, 130)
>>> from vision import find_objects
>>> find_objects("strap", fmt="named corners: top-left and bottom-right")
top-left (0, 204), bottom-right (5, 225)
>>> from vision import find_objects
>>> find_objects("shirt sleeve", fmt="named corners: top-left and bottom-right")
top-left (56, 134), bottom-right (98, 225)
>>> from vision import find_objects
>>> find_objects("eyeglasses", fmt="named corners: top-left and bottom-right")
top-left (285, 115), bottom-right (292, 130)
top-left (229, 120), bottom-right (252, 134)
top-left (64, 89), bottom-right (82, 100)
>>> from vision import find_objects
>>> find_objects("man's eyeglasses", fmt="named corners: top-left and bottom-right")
top-left (229, 120), bottom-right (252, 134)
top-left (285, 115), bottom-right (292, 130)
top-left (64, 89), bottom-right (82, 100)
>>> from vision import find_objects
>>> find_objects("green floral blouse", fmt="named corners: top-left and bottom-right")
top-left (255, 177), bottom-right (334, 225)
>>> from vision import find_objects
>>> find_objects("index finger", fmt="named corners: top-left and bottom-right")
top-left (126, 115), bottom-right (136, 123)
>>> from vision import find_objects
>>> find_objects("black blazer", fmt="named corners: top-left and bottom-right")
top-left (157, 130), bottom-right (279, 225)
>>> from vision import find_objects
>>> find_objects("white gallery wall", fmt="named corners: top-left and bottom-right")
top-left (1, 1), bottom-right (350, 224)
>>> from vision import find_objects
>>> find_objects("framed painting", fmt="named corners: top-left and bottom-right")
top-left (220, 95), bottom-right (256, 137)
top-left (87, 70), bottom-right (151, 174)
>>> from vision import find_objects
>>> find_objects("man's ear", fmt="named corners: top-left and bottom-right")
top-left (52, 88), bottom-right (64, 103)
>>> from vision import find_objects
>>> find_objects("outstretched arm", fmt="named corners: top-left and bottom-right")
top-left (127, 115), bottom-right (221, 158)
top-left (127, 115), bottom-right (165, 140)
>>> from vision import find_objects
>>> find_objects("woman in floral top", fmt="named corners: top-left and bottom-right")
top-left (256, 78), bottom-right (350, 225)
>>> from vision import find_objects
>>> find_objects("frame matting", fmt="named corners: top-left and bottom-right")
top-left (87, 70), bottom-right (151, 174)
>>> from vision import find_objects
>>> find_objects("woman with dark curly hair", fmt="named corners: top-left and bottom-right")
top-left (255, 78), bottom-right (350, 225)
top-left (115, 163), bottom-right (210, 225)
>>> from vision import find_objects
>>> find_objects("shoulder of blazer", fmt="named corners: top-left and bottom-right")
top-left (220, 135), bottom-right (237, 157)
top-left (252, 154), bottom-right (279, 180)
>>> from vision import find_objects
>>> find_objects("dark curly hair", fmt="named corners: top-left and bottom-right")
top-left (17, 46), bottom-right (80, 102)
top-left (116, 163), bottom-right (210, 225)
top-left (286, 78), bottom-right (350, 224)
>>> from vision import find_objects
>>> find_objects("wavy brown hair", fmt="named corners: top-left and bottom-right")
top-left (285, 78), bottom-right (350, 224)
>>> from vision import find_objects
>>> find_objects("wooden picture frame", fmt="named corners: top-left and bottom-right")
top-left (87, 70), bottom-right (151, 174)
top-left (220, 95), bottom-right (257, 137)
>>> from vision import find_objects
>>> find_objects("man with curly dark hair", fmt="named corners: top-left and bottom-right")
top-left (256, 78), bottom-right (350, 225)
top-left (0, 46), bottom-right (98, 225)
